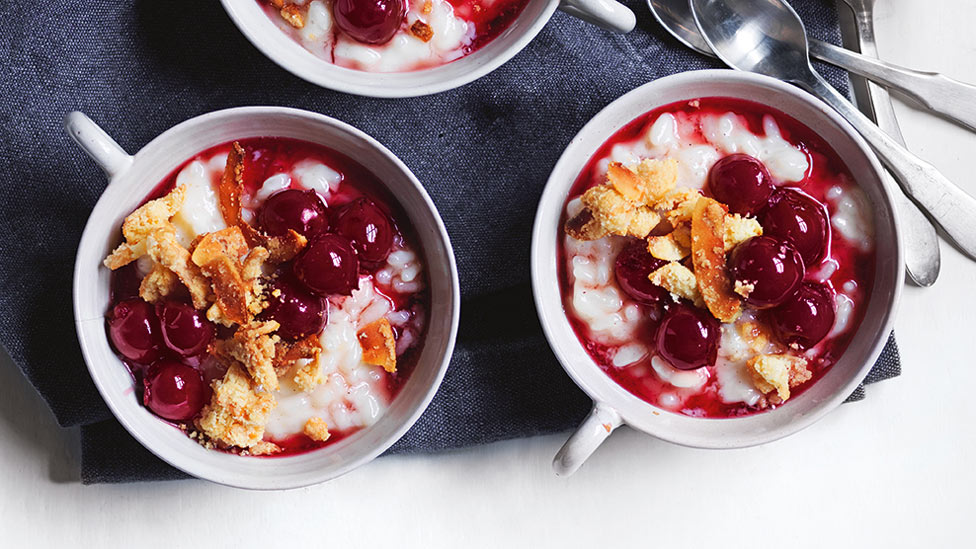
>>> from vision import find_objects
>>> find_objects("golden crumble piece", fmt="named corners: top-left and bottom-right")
top-left (280, 5), bottom-right (305, 28)
top-left (646, 233), bottom-right (690, 261)
top-left (243, 247), bottom-right (271, 317)
top-left (410, 20), bottom-right (434, 42)
top-left (607, 160), bottom-right (677, 205)
top-left (358, 318), bottom-right (397, 373)
top-left (293, 359), bottom-right (325, 392)
top-left (671, 222), bottom-right (692, 248)
top-left (138, 263), bottom-right (179, 303)
top-left (738, 321), bottom-right (780, 354)
top-left (122, 185), bottom-right (187, 243)
top-left (580, 184), bottom-right (661, 239)
top-left (631, 158), bottom-right (678, 203)
top-left (249, 440), bottom-right (281, 456)
top-left (276, 333), bottom-right (323, 375)
top-left (655, 189), bottom-right (702, 224)
top-left (648, 262), bottom-right (702, 306)
top-left (748, 354), bottom-right (811, 401)
top-left (145, 225), bottom-right (211, 309)
top-left (304, 417), bottom-right (331, 442)
top-left (270, 0), bottom-right (285, 7)
top-left (564, 207), bottom-right (609, 241)
top-left (103, 185), bottom-right (187, 270)
top-left (422, 0), bottom-right (433, 13)
top-left (263, 229), bottom-right (308, 264)
top-left (191, 227), bottom-right (252, 325)
top-left (217, 320), bottom-right (281, 392)
top-left (733, 279), bottom-right (755, 299)
top-left (691, 197), bottom-right (741, 323)
top-left (724, 214), bottom-right (762, 251)
top-left (197, 364), bottom-right (276, 449)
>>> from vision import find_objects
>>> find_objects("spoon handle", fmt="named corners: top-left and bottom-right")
top-left (810, 39), bottom-right (976, 134)
top-left (803, 74), bottom-right (976, 260)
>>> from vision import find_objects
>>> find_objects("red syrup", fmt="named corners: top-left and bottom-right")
top-left (558, 97), bottom-right (877, 418)
top-left (258, 0), bottom-right (530, 71)
top-left (106, 137), bottom-right (430, 456)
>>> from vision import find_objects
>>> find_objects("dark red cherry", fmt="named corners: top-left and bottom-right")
top-left (158, 301), bottom-right (214, 358)
top-left (293, 234), bottom-right (360, 296)
top-left (334, 0), bottom-right (406, 45)
top-left (262, 275), bottom-right (328, 340)
top-left (614, 241), bottom-right (670, 306)
top-left (655, 303), bottom-right (720, 371)
top-left (707, 154), bottom-right (774, 216)
top-left (760, 189), bottom-right (831, 267)
top-left (770, 282), bottom-right (835, 349)
top-left (728, 236), bottom-right (805, 309)
top-left (258, 189), bottom-right (329, 238)
top-left (108, 299), bottom-right (164, 364)
top-left (143, 360), bottom-right (209, 422)
top-left (334, 197), bottom-right (394, 264)
top-left (110, 263), bottom-right (143, 305)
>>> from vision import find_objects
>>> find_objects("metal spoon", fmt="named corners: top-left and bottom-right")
top-left (834, 0), bottom-right (939, 286)
top-left (690, 0), bottom-right (976, 262)
top-left (648, 0), bottom-right (941, 286)
top-left (648, 0), bottom-right (976, 133)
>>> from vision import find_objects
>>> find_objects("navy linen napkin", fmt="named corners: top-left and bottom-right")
top-left (0, 0), bottom-right (899, 484)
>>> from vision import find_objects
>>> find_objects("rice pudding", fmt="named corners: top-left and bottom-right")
top-left (560, 98), bottom-right (875, 417)
top-left (103, 137), bottom-right (428, 456)
top-left (262, 0), bottom-right (529, 72)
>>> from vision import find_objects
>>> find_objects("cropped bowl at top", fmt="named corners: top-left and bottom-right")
top-left (219, 0), bottom-right (636, 97)
top-left (531, 70), bottom-right (903, 475)
top-left (68, 107), bottom-right (459, 490)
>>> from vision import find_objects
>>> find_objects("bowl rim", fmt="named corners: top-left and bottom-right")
top-left (531, 69), bottom-right (904, 449)
top-left (72, 106), bottom-right (460, 489)
top-left (218, 0), bottom-right (560, 98)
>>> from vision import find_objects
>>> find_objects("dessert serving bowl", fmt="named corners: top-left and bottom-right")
top-left (531, 70), bottom-right (903, 475)
top-left (68, 106), bottom-right (459, 489)
top-left (220, 0), bottom-right (636, 97)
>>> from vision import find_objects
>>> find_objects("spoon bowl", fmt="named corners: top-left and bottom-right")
top-left (691, 0), bottom-right (976, 262)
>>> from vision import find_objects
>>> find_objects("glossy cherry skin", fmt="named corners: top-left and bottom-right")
top-left (258, 189), bottom-right (329, 239)
top-left (759, 189), bottom-right (831, 267)
top-left (262, 275), bottom-right (329, 340)
top-left (614, 241), bottom-right (670, 307)
top-left (333, 0), bottom-right (406, 45)
top-left (157, 301), bottom-right (214, 358)
top-left (334, 197), bottom-right (395, 265)
top-left (707, 154), bottom-right (774, 216)
top-left (143, 360), bottom-right (209, 422)
top-left (655, 303), bottom-right (721, 370)
top-left (108, 299), bottom-right (164, 364)
top-left (293, 234), bottom-right (360, 296)
top-left (728, 236), bottom-right (805, 309)
top-left (770, 282), bottom-right (836, 349)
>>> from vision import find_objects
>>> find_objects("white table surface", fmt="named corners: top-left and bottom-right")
top-left (3, 1), bottom-right (974, 546)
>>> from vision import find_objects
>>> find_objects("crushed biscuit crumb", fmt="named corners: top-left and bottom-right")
top-left (197, 364), bottom-right (276, 449)
top-left (358, 317), bottom-right (397, 373)
top-left (748, 354), bottom-right (811, 401)
top-left (646, 233), bottom-right (690, 261)
top-left (304, 417), bottom-right (331, 442)
top-left (648, 262), bottom-right (702, 306)
top-left (410, 20), bottom-right (434, 42)
top-left (280, 5), bottom-right (305, 28)
top-left (690, 197), bottom-right (740, 322)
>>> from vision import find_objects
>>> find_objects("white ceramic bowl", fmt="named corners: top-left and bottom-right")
top-left (219, 0), bottom-right (636, 97)
top-left (67, 107), bottom-right (460, 490)
top-left (531, 70), bottom-right (903, 475)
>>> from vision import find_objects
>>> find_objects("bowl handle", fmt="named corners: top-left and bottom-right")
top-left (558, 0), bottom-right (636, 33)
top-left (64, 111), bottom-right (134, 179)
top-left (552, 402), bottom-right (623, 476)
